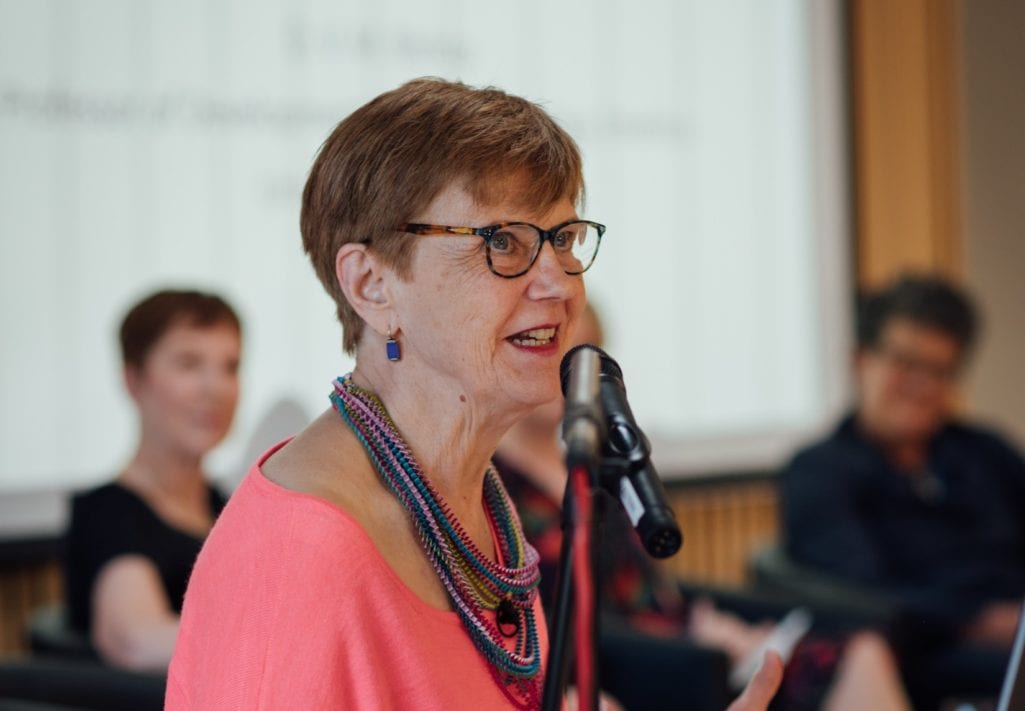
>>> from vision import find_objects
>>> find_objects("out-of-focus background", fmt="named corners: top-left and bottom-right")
top-left (0, 0), bottom-right (850, 492)
top-left (1, 0), bottom-right (1023, 656)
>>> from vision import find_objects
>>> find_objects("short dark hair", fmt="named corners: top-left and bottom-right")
top-left (857, 274), bottom-right (978, 352)
top-left (301, 77), bottom-right (584, 353)
top-left (119, 289), bottom-right (241, 369)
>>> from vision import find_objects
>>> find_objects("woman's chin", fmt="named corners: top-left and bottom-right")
top-left (503, 379), bottom-right (562, 417)
top-left (176, 429), bottom-right (229, 462)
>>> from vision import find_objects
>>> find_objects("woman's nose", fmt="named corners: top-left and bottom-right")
top-left (527, 242), bottom-right (578, 298)
top-left (202, 365), bottom-right (236, 397)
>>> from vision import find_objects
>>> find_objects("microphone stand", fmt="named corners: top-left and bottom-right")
top-left (544, 347), bottom-right (604, 711)
top-left (541, 455), bottom-right (602, 711)
top-left (541, 454), bottom-right (680, 711)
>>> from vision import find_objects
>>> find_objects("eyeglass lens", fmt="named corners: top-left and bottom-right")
top-left (488, 222), bottom-right (600, 276)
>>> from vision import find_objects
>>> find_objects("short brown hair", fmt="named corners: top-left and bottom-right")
top-left (301, 77), bottom-right (585, 353)
top-left (119, 289), bottom-right (241, 369)
top-left (857, 274), bottom-right (978, 353)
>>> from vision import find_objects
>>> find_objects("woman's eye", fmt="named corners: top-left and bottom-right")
top-left (491, 232), bottom-right (514, 253)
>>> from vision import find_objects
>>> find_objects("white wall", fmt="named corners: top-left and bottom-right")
top-left (0, 0), bottom-right (850, 491)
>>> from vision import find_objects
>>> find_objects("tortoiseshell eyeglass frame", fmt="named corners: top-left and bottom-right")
top-left (397, 220), bottom-right (605, 278)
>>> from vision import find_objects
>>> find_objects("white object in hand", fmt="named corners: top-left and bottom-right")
top-left (729, 608), bottom-right (813, 692)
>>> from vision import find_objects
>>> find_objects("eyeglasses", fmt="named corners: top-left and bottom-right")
top-left (875, 344), bottom-right (960, 383)
top-left (398, 220), bottom-right (605, 278)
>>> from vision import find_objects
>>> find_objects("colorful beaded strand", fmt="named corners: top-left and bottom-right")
top-left (330, 375), bottom-right (543, 707)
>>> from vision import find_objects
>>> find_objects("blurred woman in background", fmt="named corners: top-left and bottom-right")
top-left (64, 288), bottom-right (241, 670)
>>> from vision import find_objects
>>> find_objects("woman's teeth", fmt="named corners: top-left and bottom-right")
top-left (510, 327), bottom-right (556, 346)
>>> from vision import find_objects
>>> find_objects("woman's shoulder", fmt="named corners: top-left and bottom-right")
top-left (257, 411), bottom-right (396, 530)
top-left (71, 479), bottom-right (223, 533)
top-left (69, 481), bottom-right (148, 523)
top-left (184, 450), bottom-right (397, 630)
top-left (211, 429), bottom-right (383, 565)
top-left (73, 480), bottom-right (133, 502)
top-left (193, 418), bottom-right (427, 608)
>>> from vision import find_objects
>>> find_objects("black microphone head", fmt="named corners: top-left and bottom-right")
top-left (560, 343), bottom-right (622, 396)
top-left (560, 343), bottom-right (598, 396)
top-left (592, 346), bottom-right (622, 380)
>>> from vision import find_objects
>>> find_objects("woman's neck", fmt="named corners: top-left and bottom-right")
top-left (118, 435), bottom-right (214, 535)
top-left (350, 361), bottom-right (523, 524)
top-left (121, 437), bottom-right (206, 502)
top-left (885, 441), bottom-right (929, 473)
top-left (856, 413), bottom-right (930, 473)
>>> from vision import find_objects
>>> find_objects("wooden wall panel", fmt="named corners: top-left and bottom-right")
top-left (661, 481), bottom-right (779, 587)
top-left (0, 561), bottom-right (61, 657)
top-left (851, 0), bottom-right (964, 285)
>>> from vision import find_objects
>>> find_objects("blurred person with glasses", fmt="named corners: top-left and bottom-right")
top-left (782, 274), bottom-right (1025, 709)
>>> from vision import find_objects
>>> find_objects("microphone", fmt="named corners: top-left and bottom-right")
top-left (560, 344), bottom-right (683, 559)
top-left (561, 346), bottom-right (603, 472)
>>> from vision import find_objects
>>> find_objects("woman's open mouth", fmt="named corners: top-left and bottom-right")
top-left (508, 326), bottom-right (558, 348)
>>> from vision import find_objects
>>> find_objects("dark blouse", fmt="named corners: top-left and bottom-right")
top-left (782, 415), bottom-right (1025, 631)
top-left (64, 481), bottom-right (227, 634)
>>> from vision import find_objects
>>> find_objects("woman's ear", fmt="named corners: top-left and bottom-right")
top-left (852, 348), bottom-right (869, 377)
top-left (123, 364), bottom-right (142, 402)
top-left (335, 243), bottom-right (395, 336)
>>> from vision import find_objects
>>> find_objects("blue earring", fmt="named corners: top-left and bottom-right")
top-left (386, 330), bottom-right (401, 362)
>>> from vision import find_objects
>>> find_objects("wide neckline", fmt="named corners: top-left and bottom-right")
top-left (249, 439), bottom-right (482, 625)
top-left (106, 480), bottom-right (220, 543)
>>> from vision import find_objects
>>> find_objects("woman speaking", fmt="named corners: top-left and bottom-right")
top-left (167, 78), bottom-right (780, 710)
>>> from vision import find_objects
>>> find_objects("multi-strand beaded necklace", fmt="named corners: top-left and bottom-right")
top-left (330, 374), bottom-right (543, 708)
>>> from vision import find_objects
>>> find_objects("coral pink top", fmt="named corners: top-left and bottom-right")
top-left (166, 442), bottom-right (550, 710)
